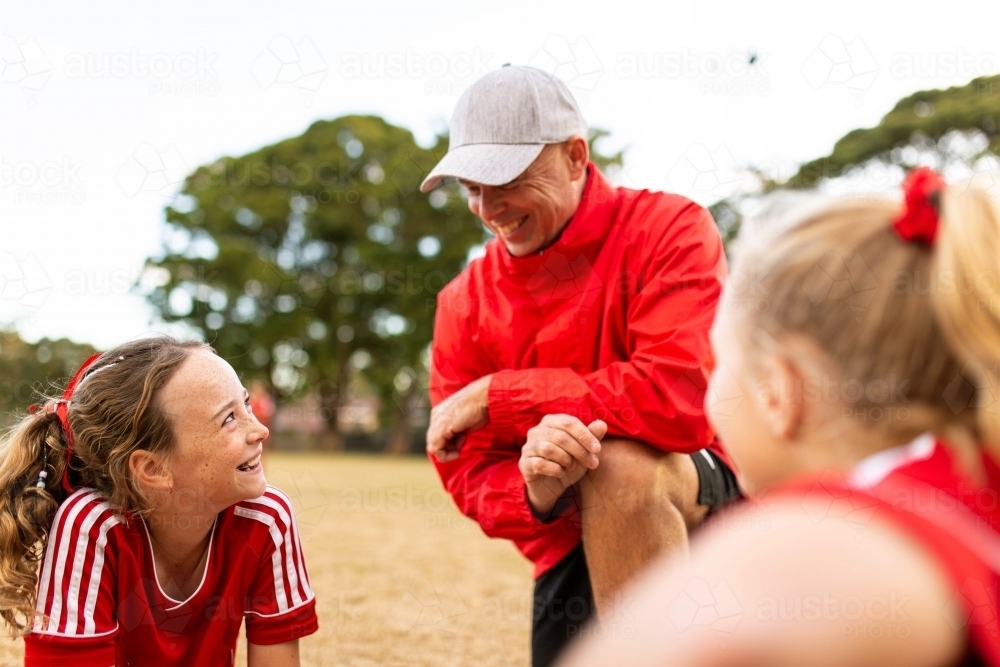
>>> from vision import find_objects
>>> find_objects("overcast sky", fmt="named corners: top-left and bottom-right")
top-left (2, 0), bottom-right (999, 349)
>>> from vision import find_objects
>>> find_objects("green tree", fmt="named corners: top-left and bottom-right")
top-left (711, 73), bottom-right (1000, 249)
top-left (0, 330), bottom-right (97, 428)
top-left (790, 74), bottom-right (1000, 187)
top-left (588, 128), bottom-right (624, 174)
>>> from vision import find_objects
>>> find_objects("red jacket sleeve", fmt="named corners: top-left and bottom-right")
top-left (429, 284), bottom-right (572, 542)
top-left (488, 202), bottom-right (724, 454)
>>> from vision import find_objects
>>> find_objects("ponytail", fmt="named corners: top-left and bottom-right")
top-left (932, 186), bottom-right (1000, 458)
top-left (0, 407), bottom-right (72, 635)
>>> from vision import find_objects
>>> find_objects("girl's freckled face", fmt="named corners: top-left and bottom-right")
top-left (156, 350), bottom-right (269, 511)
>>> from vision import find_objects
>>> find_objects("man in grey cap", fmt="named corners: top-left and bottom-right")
top-left (423, 65), bottom-right (741, 667)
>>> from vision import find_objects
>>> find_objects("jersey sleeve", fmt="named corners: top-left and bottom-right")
top-left (24, 490), bottom-right (121, 667)
top-left (238, 487), bottom-right (319, 646)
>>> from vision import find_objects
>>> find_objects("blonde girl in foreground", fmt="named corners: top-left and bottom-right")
top-left (0, 337), bottom-right (317, 666)
top-left (560, 169), bottom-right (1000, 666)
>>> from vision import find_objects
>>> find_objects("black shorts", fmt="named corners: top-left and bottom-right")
top-left (690, 448), bottom-right (744, 514)
top-left (532, 543), bottom-right (592, 667)
top-left (530, 449), bottom-right (742, 666)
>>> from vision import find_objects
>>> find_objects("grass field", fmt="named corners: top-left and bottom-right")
top-left (0, 453), bottom-right (534, 666)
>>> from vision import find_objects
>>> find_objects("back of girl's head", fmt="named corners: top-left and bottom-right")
top-left (729, 181), bottom-right (1000, 452)
top-left (0, 335), bottom-right (211, 634)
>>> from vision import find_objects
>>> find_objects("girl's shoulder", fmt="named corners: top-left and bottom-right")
top-left (227, 485), bottom-right (303, 544)
top-left (47, 488), bottom-right (127, 543)
top-left (231, 485), bottom-right (297, 519)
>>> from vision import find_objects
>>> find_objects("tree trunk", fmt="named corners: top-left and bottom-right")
top-left (318, 359), bottom-right (349, 452)
top-left (383, 412), bottom-right (412, 456)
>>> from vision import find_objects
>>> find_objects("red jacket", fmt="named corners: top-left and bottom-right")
top-left (429, 164), bottom-right (730, 577)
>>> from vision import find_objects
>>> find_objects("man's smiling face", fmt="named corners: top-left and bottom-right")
top-left (460, 137), bottom-right (589, 257)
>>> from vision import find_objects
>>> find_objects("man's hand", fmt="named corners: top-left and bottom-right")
top-left (426, 375), bottom-right (492, 462)
top-left (520, 414), bottom-right (607, 515)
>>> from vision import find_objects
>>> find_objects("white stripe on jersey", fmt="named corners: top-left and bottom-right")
top-left (40, 490), bottom-right (100, 632)
top-left (267, 487), bottom-right (314, 601)
top-left (63, 500), bottom-right (106, 632)
top-left (83, 516), bottom-right (119, 634)
top-left (245, 493), bottom-right (307, 605)
top-left (234, 506), bottom-right (290, 612)
top-left (33, 493), bottom-right (76, 633)
top-left (235, 487), bottom-right (314, 614)
top-left (34, 489), bottom-right (120, 635)
top-left (273, 486), bottom-right (313, 599)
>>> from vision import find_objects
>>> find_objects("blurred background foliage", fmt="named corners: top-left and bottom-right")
top-left (0, 332), bottom-right (96, 427)
top-left (711, 73), bottom-right (1000, 248)
top-left (4, 74), bottom-right (995, 445)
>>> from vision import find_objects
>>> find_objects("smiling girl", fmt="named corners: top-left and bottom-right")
top-left (0, 337), bottom-right (317, 666)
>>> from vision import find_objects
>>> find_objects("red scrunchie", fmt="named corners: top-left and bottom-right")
top-left (893, 167), bottom-right (946, 245)
top-left (29, 353), bottom-right (103, 493)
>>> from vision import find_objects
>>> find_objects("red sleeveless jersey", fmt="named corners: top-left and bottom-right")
top-left (777, 435), bottom-right (1000, 665)
top-left (25, 486), bottom-right (318, 666)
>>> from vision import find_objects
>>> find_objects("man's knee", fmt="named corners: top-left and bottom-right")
top-left (583, 438), bottom-right (699, 519)
top-left (587, 438), bottom-right (656, 485)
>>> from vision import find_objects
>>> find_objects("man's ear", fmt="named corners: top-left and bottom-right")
top-left (129, 449), bottom-right (172, 494)
top-left (565, 135), bottom-right (590, 178)
top-left (753, 353), bottom-right (804, 441)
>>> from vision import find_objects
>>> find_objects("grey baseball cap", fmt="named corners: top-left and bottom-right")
top-left (419, 65), bottom-right (588, 193)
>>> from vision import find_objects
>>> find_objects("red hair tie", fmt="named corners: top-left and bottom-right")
top-left (893, 167), bottom-right (946, 245)
top-left (29, 353), bottom-right (103, 493)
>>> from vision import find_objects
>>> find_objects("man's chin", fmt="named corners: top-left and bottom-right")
top-left (502, 239), bottom-right (543, 257)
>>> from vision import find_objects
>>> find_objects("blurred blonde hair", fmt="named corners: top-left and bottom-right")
top-left (730, 182), bottom-right (1000, 456)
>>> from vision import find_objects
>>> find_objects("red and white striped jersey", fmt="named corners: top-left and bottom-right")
top-left (25, 486), bottom-right (318, 666)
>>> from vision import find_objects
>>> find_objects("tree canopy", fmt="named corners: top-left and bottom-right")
top-left (789, 73), bottom-right (1000, 187)
top-left (710, 73), bottom-right (1000, 250)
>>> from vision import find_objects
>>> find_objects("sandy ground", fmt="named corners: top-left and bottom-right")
top-left (1, 453), bottom-right (534, 666)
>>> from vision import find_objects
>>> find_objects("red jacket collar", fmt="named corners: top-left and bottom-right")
top-left (495, 162), bottom-right (619, 277)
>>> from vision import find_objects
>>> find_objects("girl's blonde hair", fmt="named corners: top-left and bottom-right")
top-left (730, 182), bottom-right (1000, 454)
top-left (0, 336), bottom-right (210, 635)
